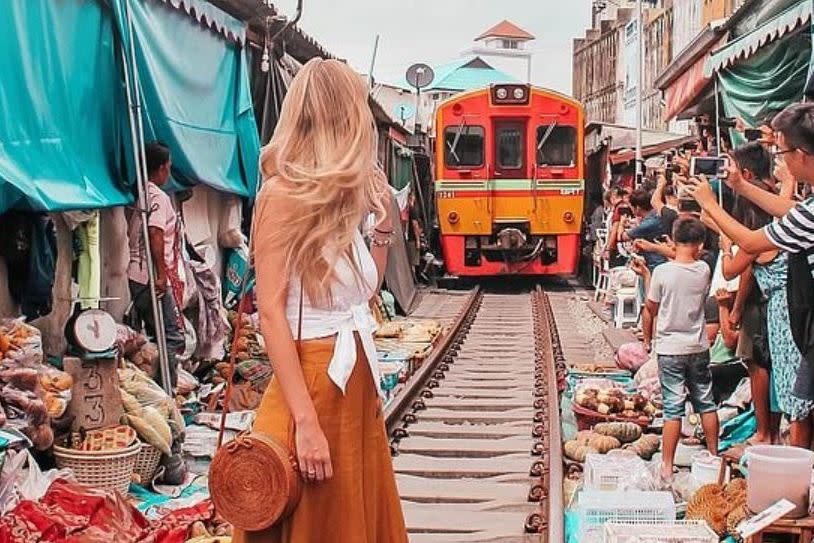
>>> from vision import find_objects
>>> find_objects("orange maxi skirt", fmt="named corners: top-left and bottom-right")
top-left (232, 336), bottom-right (408, 543)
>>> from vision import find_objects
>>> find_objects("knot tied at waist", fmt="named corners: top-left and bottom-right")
top-left (326, 303), bottom-right (382, 397)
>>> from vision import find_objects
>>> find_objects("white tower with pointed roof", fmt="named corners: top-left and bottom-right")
top-left (463, 20), bottom-right (535, 83)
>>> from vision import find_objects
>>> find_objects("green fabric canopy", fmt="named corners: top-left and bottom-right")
top-left (125, 0), bottom-right (260, 197)
top-left (0, 0), bottom-right (132, 213)
top-left (719, 30), bottom-right (811, 137)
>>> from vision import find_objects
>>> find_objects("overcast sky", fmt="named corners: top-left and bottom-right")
top-left (274, 0), bottom-right (593, 95)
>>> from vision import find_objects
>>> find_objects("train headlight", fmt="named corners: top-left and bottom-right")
top-left (496, 88), bottom-right (508, 100)
top-left (513, 87), bottom-right (525, 100)
top-left (491, 84), bottom-right (531, 105)
top-left (563, 211), bottom-right (575, 224)
top-left (448, 211), bottom-right (460, 225)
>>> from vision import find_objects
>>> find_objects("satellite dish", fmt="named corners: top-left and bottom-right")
top-left (406, 63), bottom-right (434, 90)
top-left (394, 103), bottom-right (416, 121)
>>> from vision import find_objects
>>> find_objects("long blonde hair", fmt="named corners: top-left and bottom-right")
top-left (256, 58), bottom-right (387, 307)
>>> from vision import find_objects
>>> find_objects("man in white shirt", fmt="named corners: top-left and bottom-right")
top-left (127, 142), bottom-right (184, 390)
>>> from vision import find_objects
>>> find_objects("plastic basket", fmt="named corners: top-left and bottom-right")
top-left (603, 520), bottom-right (717, 542)
top-left (133, 443), bottom-right (162, 485)
top-left (584, 451), bottom-right (647, 491)
top-left (53, 442), bottom-right (140, 496)
top-left (577, 490), bottom-right (676, 542)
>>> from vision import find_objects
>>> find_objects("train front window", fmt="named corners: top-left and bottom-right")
top-left (536, 126), bottom-right (577, 167)
top-left (444, 126), bottom-right (484, 168)
top-left (496, 127), bottom-right (524, 169)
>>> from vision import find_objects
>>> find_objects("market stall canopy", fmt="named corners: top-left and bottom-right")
top-left (124, 0), bottom-right (261, 197)
top-left (585, 123), bottom-right (696, 165)
top-left (705, 0), bottom-right (812, 76)
top-left (0, 0), bottom-right (133, 214)
top-left (664, 57), bottom-right (711, 122)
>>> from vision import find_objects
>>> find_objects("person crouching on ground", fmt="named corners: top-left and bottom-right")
top-left (641, 217), bottom-right (719, 480)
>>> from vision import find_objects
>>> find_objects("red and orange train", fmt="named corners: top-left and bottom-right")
top-left (434, 83), bottom-right (585, 277)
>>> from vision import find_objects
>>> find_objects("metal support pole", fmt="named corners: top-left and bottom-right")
top-left (714, 77), bottom-right (722, 158)
top-left (715, 77), bottom-right (724, 204)
top-left (368, 34), bottom-right (380, 89)
top-left (635, 0), bottom-right (644, 185)
top-left (121, 0), bottom-right (173, 395)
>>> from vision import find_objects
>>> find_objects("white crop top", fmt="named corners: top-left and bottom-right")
top-left (286, 230), bottom-right (381, 396)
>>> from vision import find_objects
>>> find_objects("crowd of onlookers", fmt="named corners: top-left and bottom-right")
top-left (590, 102), bottom-right (814, 482)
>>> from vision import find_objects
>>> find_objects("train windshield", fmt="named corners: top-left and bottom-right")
top-left (444, 125), bottom-right (484, 168)
top-left (536, 125), bottom-right (576, 167)
top-left (496, 125), bottom-right (524, 169)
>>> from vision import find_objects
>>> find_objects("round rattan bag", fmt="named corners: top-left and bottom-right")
top-left (209, 431), bottom-right (302, 531)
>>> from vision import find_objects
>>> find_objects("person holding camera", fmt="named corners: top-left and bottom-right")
top-left (687, 104), bottom-right (814, 411)
top-left (616, 188), bottom-right (668, 272)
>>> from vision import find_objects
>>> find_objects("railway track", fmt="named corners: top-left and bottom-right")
top-left (385, 286), bottom-right (565, 543)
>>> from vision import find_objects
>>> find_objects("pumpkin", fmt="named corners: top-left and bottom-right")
top-left (593, 422), bottom-right (642, 443)
top-left (585, 433), bottom-right (621, 454)
top-left (564, 440), bottom-right (596, 463)
top-left (623, 434), bottom-right (660, 460)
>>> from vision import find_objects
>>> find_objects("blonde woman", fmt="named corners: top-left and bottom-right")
top-left (232, 59), bottom-right (408, 543)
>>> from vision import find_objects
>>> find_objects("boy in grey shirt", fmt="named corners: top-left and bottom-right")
top-left (640, 217), bottom-right (719, 480)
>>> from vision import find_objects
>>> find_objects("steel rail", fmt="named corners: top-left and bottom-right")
top-left (384, 286), bottom-right (482, 431)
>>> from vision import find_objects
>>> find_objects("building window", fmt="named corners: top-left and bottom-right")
top-left (536, 126), bottom-right (577, 167)
top-left (444, 126), bottom-right (485, 168)
top-left (501, 39), bottom-right (519, 49)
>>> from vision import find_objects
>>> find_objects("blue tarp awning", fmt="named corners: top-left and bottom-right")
top-left (125, 0), bottom-right (260, 197)
top-left (0, 0), bottom-right (133, 213)
top-left (0, 0), bottom-right (261, 215)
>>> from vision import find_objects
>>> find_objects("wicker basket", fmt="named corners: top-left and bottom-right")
top-left (133, 443), bottom-right (162, 485)
top-left (572, 401), bottom-right (651, 431)
top-left (53, 442), bottom-right (140, 496)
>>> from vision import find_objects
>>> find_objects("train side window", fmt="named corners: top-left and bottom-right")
top-left (497, 127), bottom-right (524, 169)
top-left (444, 126), bottom-right (485, 168)
top-left (536, 126), bottom-right (576, 167)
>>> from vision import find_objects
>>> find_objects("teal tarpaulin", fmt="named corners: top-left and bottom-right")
top-left (719, 30), bottom-right (811, 137)
top-left (0, 0), bottom-right (132, 214)
top-left (126, 0), bottom-right (260, 197)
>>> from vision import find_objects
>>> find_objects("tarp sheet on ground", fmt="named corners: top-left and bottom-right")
top-left (124, 0), bottom-right (260, 197)
top-left (0, 0), bottom-right (132, 214)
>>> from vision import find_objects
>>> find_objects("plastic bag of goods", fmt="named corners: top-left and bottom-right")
top-left (0, 319), bottom-right (43, 367)
top-left (119, 363), bottom-right (185, 456)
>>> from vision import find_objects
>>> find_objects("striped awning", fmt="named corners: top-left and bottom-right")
top-left (705, 0), bottom-right (811, 76)
top-left (664, 55), bottom-right (710, 120)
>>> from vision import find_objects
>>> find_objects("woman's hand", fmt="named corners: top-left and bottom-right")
top-left (685, 175), bottom-right (716, 209)
top-left (714, 288), bottom-right (733, 308)
top-left (296, 418), bottom-right (333, 483)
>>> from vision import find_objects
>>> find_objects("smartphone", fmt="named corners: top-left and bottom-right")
top-left (655, 234), bottom-right (670, 243)
top-left (744, 128), bottom-right (762, 142)
top-left (690, 156), bottom-right (729, 177)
